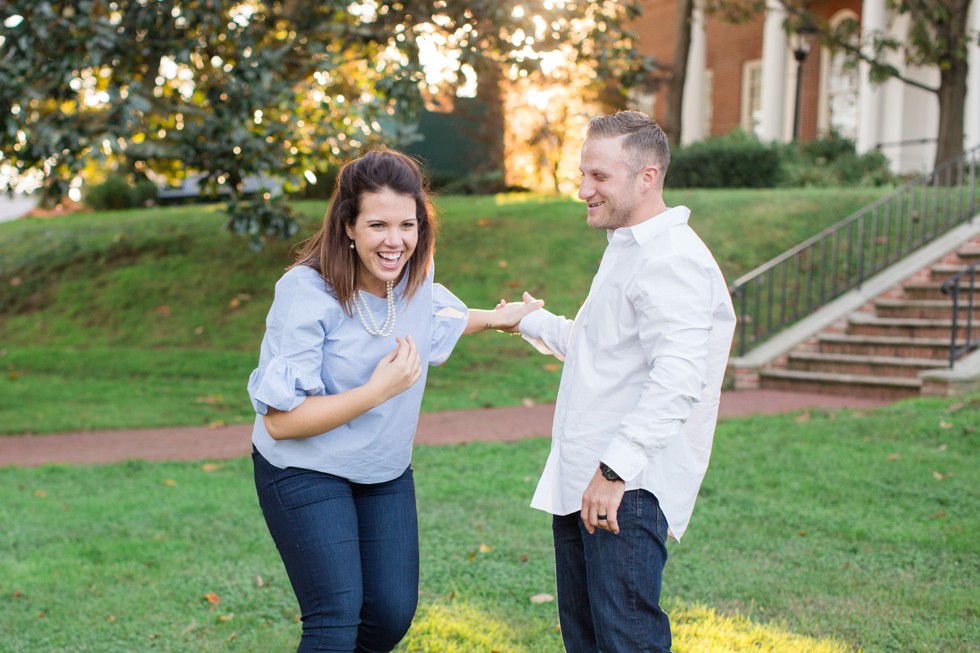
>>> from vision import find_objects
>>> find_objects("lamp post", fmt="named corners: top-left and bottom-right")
top-left (791, 21), bottom-right (817, 141)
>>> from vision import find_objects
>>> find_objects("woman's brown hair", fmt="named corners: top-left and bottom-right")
top-left (291, 148), bottom-right (436, 315)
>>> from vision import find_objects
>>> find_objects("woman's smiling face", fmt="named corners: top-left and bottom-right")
top-left (346, 188), bottom-right (419, 296)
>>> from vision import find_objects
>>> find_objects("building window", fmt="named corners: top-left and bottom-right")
top-left (741, 59), bottom-right (763, 137)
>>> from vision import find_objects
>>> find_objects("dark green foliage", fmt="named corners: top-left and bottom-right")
top-left (442, 171), bottom-right (529, 195)
top-left (667, 130), bottom-right (896, 189)
top-left (85, 175), bottom-right (159, 211)
top-left (224, 196), bottom-right (300, 252)
top-left (780, 132), bottom-right (897, 187)
top-left (290, 165), bottom-right (341, 201)
top-left (668, 131), bottom-right (783, 189)
top-left (0, 0), bottom-right (649, 248)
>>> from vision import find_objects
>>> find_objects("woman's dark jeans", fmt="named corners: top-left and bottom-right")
top-left (253, 448), bottom-right (419, 653)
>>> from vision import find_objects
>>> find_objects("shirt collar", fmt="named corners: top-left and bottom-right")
top-left (606, 205), bottom-right (692, 246)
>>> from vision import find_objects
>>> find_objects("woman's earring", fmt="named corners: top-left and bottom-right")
top-left (350, 241), bottom-right (355, 249)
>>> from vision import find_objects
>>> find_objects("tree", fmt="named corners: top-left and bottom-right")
top-left (664, 0), bottom-right (695, 147)
top-left (0, 0), bottom-right (644, 247)
top-left (780, 0), bottom-right (974, 168)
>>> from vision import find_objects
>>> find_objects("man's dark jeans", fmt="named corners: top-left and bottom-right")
top-left (553, 489), bottom-right (672, 653)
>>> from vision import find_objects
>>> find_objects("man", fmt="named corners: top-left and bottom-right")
top-left (516, 111), bottom-right (736, 652)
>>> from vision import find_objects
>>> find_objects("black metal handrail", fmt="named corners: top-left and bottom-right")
top-left (730, 145), bottom-right (980, 356)
top-left (941, 261), bottom-right (978, 367)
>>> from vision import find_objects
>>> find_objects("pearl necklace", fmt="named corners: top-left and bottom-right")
top-left (354, 280), bottom-right (396, 336)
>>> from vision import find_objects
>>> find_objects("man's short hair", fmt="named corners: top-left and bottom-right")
top-left (586, 111), bottom-right (670, 184)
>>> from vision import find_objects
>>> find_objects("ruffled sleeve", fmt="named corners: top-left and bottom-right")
top-left (430, 281), bottom-right (468, 366)
top-left (248, 267), bottom-right (333, 415)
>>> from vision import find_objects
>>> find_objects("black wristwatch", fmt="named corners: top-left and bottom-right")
top-left (599, 462), bottom-right (623, 482)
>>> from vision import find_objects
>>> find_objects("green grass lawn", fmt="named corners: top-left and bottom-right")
top-left (1, 396), bottom-right (976, 652)
top-left (0, 188), bottom-right (887, 435)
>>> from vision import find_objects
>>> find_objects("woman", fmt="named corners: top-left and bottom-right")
top-left (248, 148), bottom-right (539, 652)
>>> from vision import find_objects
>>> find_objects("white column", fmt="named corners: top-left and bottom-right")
top-left (681, 0), bottom-right (707, 145)
top-left (760, 0), bottom-right (789, 142)
top-left (856, 0), bottom-right (887, 153)
top-left (966, 0), bottom-right (980, 150)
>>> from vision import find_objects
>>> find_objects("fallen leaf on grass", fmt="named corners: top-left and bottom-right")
top-left (33, 490), bottom-right (46, 497)
top-left (886, 453), bottom-right (901, 461)
top-left (203, 592), bottom-right (221, 605)
top-left (255, 575), bottom-right (266, 588)
top-left (521, 398), bottom-right (535, 408)
top-left (928, 511), bottom-right (948, 519)
top-left (466, 543), bottom-right (494, 560)
top-left (543, 363), bottom-right (560, 372)
top-left (794, 411), bottom-right (811, 423)
top-left (932, 471), bottom-right (952, 480)
top-left (219, 613), bottom-right (235, 622)
top-left (208, 420), bottom-right (226, 429)
top-left (530, 593), bottom-right (555, 604)
top-left (200, 463), bottom-right (221, 472)
top-left (939, 420), bottom-right (954, 430)
top-left (164, 479), bottom-right (177, 486)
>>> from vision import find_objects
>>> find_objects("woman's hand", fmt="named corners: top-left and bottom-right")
top-left (366, 335), bottom-right (422, 401)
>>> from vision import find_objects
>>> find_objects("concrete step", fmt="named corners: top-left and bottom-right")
top-left (786, 351), bottom-right (943, 378)
top-left (847, 314), bottom-right (972, 340)
top-left (874, 298), bottom-right (980, 320)
top-left (818, 333), bottom-right (952, 360)
top-left (759, 368), bottom-right (921, 400)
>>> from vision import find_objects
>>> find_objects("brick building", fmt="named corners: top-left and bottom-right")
top-left (630, 0), bottom-right (980, 173)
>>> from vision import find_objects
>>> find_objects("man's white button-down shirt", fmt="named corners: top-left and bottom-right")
top-left (519, 206), bottom-right (736, 541)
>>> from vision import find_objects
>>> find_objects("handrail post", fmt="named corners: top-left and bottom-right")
top-left (948, 283), bottom-right (959, 368)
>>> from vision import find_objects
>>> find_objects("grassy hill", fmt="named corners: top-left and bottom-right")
top-left (0, 188), bottom-right (888, 434)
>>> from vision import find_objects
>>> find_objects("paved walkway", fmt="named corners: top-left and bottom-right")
top-left (0, 390), bottom-right (891, 467)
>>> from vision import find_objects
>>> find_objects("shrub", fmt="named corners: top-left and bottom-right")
top-left (291, 164), bottom-right (341, 200)
top-left (443, 170), bottom-right (529, 195)
top-left (779, 132), bottom-right (896, 187)
top-left (85, 174), bottom-right (157, 211)
top-left (668, 131), bottom-right (782, 189)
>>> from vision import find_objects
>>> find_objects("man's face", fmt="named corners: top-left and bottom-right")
top-left (577, 136), bottom-right (640, 230)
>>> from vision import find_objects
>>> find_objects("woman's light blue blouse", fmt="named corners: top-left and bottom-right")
top-left (248, 262), bottom-right (468, 483)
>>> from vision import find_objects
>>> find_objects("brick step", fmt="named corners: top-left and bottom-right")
top-left (846, 314), bottom-right (972, 340)
top-left (901, 282), bottom-right (955, 301)
top-left (759, 368), bottom-right (921, 400)
top-left (874, 298), bottom-right (980, 320)
top-left (786, 351), bottom-right (943, 378)
top-left (818, 333), bottom-right (952, 359)
top-left (956, 248), bottom-right (980, 262)
top-left (929, 263), bottom-right (975, 282)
